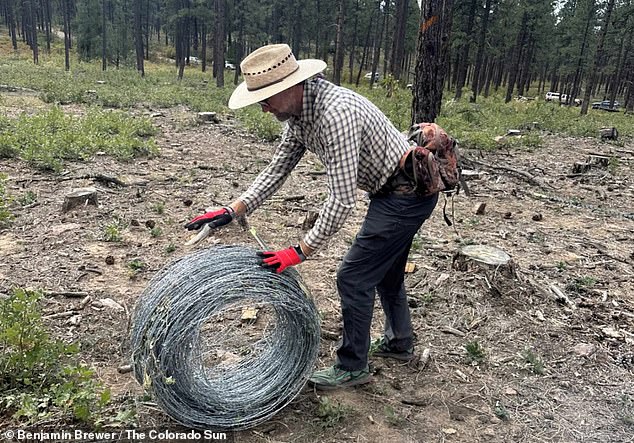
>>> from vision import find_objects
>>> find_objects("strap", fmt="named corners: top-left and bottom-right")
top-left (442, 195), bottom-right (452, 226)
top-left (398, 147), bottom-right (417, 185)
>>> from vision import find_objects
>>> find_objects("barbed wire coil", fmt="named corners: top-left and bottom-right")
top-left (130, 245), bottom-right (321, 430)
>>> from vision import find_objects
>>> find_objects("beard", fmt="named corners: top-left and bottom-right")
top-left (274, 112), bottom-right (292, 122)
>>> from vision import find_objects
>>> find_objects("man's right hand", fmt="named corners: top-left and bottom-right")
top-left (184, 206), bottom-right (235, 231)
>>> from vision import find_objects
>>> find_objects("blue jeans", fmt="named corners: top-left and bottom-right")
top-left (335, 192), bottom-right (438, 371)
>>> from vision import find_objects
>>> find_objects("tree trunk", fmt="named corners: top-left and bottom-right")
top-left (517, 39), bottom-right (534, 97)
top-left (470, 0), bottom-right (491, 102)
top-left (234, 0), bottom-right (244, 85)
top-left (144, 0), bottom-right (150, 60)
top-left (381, 0), bottom-right (391, 77)
top-left (412, 0), bottom-right (453, 123)
top-left (201, 24), bottom-right (207, 72)
top-left (571, 1), bottom-right (594, 107)
top-left (608, 20), bottom-right (631, 108)
top-left (369, 0), bottom-right (385, 88)
top-left (102, 0), bottom-right (107, 71)
top-left (356, 9), bottom-right (375, 86)
top-left (348, 0), bottom-right (359, 83)
top-left (390, 0), bottom-right (409, 80)
top-left (134, 0), bottom-right (144, 76)
top-left (23, 0), bottom-right (39, 63)
top-left (333, 0), bottom-right (345, 85)
top-left (43, 0), bottom-right (52, 52)
top-left (454, 0), bottom-right (477, 100)
top-left (625, 68), bottom-right (634, 113)
top-left (6, 0), bottom-right (18, 50)
top-left (62, 0), bottom-right (71, 70)
top-left (505, 11), bottom-right (528, 103)
top-left (581, 0), bottom-right (615, 115)
top-left (214, 0), bottom-right (225, 87)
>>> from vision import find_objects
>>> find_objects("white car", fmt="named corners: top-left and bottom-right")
top-left (364, 72), bottom-right (380, 81)
top-left (545, 91), bottom-right (568, 102)
top-left (225, 62), bottom-right (236, 70)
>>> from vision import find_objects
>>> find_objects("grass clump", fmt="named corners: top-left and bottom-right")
top-left (316, 396), bottom-right (353, 428)
top-left (566, 276), bottom-right (597, 294)
top-left (465, 340), bottom-right (486, 363)
top-left (0, 107), bottom-right (157, 171)
top-left (102, 219), bottom-right (126, 242)
top-left (0, 288), bottom-right (110, 424)
top-left (522, 348), bottom-right (545, 375)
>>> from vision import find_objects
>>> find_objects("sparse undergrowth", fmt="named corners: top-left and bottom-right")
top-left (0, 289), bottom-right (110, 424)
top-left (2, 34), bottom-right (632, 149)
top-left (0, 107), bottom-right (157, 171)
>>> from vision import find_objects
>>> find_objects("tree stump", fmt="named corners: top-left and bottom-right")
top-left (572, 162), bottom-right (592, 174)
top-left (62, 187), bottom-right (98, 212)
top-left (453, 244), bottom-right (516, 280)
top-left (588, 154), bottom-right (610, 167)
top-left (197, 112), bottom-right (220, 123)
top-left (599, 127), bottom-right (618, 141)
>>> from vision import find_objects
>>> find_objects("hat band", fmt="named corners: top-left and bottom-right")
top-left (246, 64), bottom-right (300, 92)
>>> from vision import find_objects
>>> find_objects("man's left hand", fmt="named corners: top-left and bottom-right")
top-left (258, 245), bottom-right (306, 273)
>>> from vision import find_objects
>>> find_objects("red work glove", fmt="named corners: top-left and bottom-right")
top-left (258, 245), bottom-right (306, 274)
top-left (185, 206), bottom-right (235, 231)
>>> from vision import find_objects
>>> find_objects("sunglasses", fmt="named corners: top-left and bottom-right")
top-left (258, 99), bottom-right (270, 107)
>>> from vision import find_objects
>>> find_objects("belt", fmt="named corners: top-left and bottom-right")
top-left (376, 168), bottom-right (417, 196)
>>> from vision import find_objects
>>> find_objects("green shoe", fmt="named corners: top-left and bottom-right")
top-left (372, 338), bottom-right (415, 362)
top-left (308, 365), bottom-right (371, 390)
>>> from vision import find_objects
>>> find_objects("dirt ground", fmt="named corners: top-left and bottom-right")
top-left (1, 101), bottom-right (633, 443)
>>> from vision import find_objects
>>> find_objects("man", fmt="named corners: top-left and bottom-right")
top-left (185, 44), bottom-right (438, 390)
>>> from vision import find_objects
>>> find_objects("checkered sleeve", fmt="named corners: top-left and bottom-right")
top-left (304, 105), bottom-right (362, 250)
top-left (238, 125), bottom-right (306, 214)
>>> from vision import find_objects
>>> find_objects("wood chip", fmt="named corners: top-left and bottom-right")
top-left (441, 326), bottom-right (466, 337)
top-left (98, 298), bottom-right (125, 312)
top-left (601, 326), bottom-right (623, 339)
top-left (241, 307), bottom-right (258, 322)
top-left (404, 262), bottom-right (416, 273)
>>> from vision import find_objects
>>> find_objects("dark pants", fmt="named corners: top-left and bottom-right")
top-left (335, 192), bottom-right (438, 371)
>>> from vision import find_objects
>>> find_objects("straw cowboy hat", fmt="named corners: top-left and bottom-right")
top-left (228, 44), bottom-right (327, 110)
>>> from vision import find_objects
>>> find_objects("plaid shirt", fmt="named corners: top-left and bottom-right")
top-left (239, 77), bottom-right (410, 250)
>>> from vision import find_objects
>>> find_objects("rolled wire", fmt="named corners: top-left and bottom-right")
top-left (130, 245), bottom-right (321, 430)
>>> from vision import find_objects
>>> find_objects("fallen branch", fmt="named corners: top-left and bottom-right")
top-left (45, 291), bottom-right (90, 298)
top-left (549, 284), bottom-right (576, 310)
top-left (462, 156), bottom-right (554, 191)
top-left (43, 310), bottom-right (78, 320)
top-left (61, 174), bottom-right (127, 187)
top-left (440, 326), bottom-right (466, 337)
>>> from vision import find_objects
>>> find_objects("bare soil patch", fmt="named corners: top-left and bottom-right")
top-left (1, 104), bottom-right (633, 442)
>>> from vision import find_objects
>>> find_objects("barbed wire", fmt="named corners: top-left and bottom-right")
top-left (130, 245), bottom-right (321, 430)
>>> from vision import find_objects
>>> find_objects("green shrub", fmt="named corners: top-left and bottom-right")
top-left (236, 106), bottom-right (283, 141)
top-left (0, 289), bottom-right (109, 423)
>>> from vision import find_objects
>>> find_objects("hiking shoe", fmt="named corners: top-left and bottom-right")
top-left (308, 365), bottom-right (371, 390)
top-left (372, 339), bottom-right (415, 362)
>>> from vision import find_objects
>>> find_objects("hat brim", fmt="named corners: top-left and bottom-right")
top-left (228, 59), bottom-right (327, 110)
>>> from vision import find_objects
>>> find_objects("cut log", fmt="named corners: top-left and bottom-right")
top-left (61, 187), bottom-right (98, 212)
